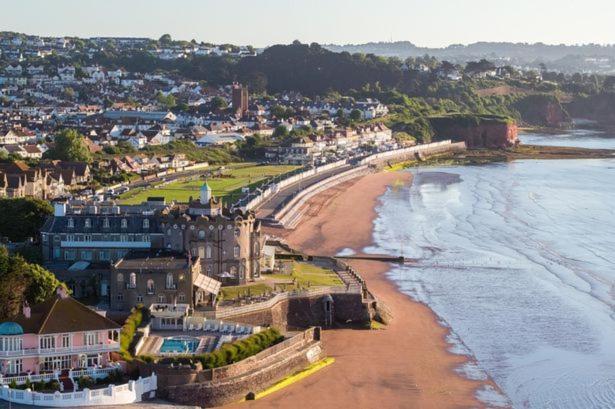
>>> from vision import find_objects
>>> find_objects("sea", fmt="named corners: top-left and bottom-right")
top-left (367, 128), bottom-right (615, 408)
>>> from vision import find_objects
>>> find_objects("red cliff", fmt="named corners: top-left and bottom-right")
top-left (429, 115), bottom-right (519, 149)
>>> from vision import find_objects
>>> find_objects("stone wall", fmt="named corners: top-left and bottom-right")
top-left (213, 292), bottom-right (367, 329)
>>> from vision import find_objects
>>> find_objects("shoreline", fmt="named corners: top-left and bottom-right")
top-left (233, 171), bottom-right (500, 408)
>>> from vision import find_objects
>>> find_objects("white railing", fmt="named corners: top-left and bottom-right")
top-left (0, 373), bottom-right (157, 407)
top-left (0, 342), bottom-right (120, 358)
top-left (0, 371), bottom-right (59, 386)
top-left (69, 364), bottom-right (122, 381)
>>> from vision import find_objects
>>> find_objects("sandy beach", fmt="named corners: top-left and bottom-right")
top-left (229, 171), bottom-right (497, 409)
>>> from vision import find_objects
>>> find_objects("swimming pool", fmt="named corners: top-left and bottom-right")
top-left (159, 337), bottom-right (200, 354)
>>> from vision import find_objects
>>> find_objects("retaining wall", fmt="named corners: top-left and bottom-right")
top-left (146, 328), bottom-right (322, 407)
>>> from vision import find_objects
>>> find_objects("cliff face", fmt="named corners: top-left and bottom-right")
top-left (513, 94), bottom-right (572, 128)
top-left (429, 115), bottom-right (519, 149)
top-left (566, 93), bottom-right (615, 124)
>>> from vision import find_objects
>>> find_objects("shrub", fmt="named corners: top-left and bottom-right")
top-left (155, 328), bottom-right (285, 369)
top-left (119, 305), bottom-right (147, 360)
top-left (78, 375), bottom-right (95, 390)
top-left (47, 380), bottom-right (61, 391)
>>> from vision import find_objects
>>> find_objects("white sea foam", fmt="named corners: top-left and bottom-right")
top-left (371, 155), bottom-right (615, 409)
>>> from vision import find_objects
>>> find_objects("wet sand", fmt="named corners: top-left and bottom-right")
top-left (229, 171), bottom-right (496, 409)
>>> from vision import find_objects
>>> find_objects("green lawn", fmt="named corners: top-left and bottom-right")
top-left (220, 262), bottom-right (343, 302)
top-left (119, 163), bottom-right (300, 205)
top-left (267, 262), bottom-right (343, 287)
top-left (219, 283), bottom-right (273, 301)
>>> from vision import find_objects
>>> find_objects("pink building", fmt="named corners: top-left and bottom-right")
top-left (0, 288), bottom-right (121, 376)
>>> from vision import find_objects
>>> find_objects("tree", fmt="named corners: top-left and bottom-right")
top-left (0, 248), bottom-right (66, 319)
top-left (159, 34), bottom-right (172, 45)
top-left (0, 197), bottom-right (53, 242)
top-left (272, 125), bottom-right (289, 140)
top-left (45, 129), bottom-right (92, 163)
top-left (349, 109), bottom-right (362, 122)
top-left (155, 91), bottom-right (176, 109)
top-left (465, 59), bottom-right (496, 74)
top-left (209, 96), bottom-right (228, 111)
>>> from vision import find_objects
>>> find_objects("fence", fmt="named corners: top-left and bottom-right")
top-left (0, 373), bottom-right (157, 407)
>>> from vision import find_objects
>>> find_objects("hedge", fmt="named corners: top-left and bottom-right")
top-left (119, 305), bottom-right (146, 360)
top-left (147, 328), bottom-right (284, 369)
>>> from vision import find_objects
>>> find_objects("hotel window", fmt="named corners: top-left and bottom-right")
top-left (103, 218), bottom-right (110, 228)
top-left (143, 219), bottom-right (149, 229)
top-left (67, 218), bottom-right (74, 228)
top-left (157, 294), bottom-right (166, 303)
top-left (84, 234), bottom-right (92, 242)
top-left (117, 293), bottom-right (124, 301)
top-left (234, 228), bottom-right (240, 237)
top-left (206, 265), bottom-right (212, 274)
top-left (121, 219), bottom-right (127, 229)
top-left (81, 250), bottom-right (92, 261)
top-left (84, 218), bottom-right (91, 228)
top-left (117, 273), bottom-right (124, 283)
top-left (7, 359), bottom-right (22, 375)
top-left (234, 246), bottom-right (240, 258)
top-left (99, 250), bottom-right (109, 261)
top-left (65, 250), bottom-right (76, 261)
top-left (206, 246), bottom-right (212, 259)
top-left (61, 334), bottom-right (70, 349)
top-left (40, 335), bottom-right (55, 350)
top-left (84, 332), bottom-right (98, 346)
top-left (198, 230), bottom-right (205, 239)
top-left (67, 234), bottom-right (75, 242)
top-left (136, 295), bottom-right (143, 303)
top-left (120, 234), bottom-right (128, 242)
top-left (86, 354), bottom-right (101, 367)
top-left (0, 336), bottom-right (22, 352)
top-left (230, 266), bottom-right (238, 277)
top-left (144, 234), bottom-right (150, 242)
top-left (146, 279), bottom-right (155, 295)
top-left (129, 273), bottom-right (137, 289)
top-left (166, 273), bottom-right (175, 289)
top-left (178, 293), bottom-right (186, 302)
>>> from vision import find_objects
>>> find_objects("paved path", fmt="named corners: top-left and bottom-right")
top-left (255, 164), bottom-right (352, 220)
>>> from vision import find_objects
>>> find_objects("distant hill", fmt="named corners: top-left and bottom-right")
top-left (323, 42), bottom-right (615, 73)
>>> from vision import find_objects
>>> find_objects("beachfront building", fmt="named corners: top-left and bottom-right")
top-left (110, 250), bottom-right (221, 311)
top-left (159, 183), bottom-right (264, 286)
top-left (0, 287), bottom-right (120, 376)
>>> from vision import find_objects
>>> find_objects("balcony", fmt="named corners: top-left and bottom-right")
top-left (0, 342), bottom-right (120, 358)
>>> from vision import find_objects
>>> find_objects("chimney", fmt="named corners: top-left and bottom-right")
top-left (22, 301), bottom-right (31, 319)
top-left (56, 286), bottom-right (69, 299)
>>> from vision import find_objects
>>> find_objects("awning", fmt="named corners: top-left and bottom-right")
top-left (193, 273), bottom-right (222, 295)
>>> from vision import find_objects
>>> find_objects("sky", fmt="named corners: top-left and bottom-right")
top-left (1, 0), bottom-right (614, 48)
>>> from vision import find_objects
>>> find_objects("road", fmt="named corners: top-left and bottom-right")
top-left (255, 164), bottom-right (352, 220)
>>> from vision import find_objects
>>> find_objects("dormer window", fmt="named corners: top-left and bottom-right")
top-left (121, 219), bottom-right (127, 229)
top-left (67, 218), bottom-right (74, 228)
top-left (143, 219), bottom-right (149, 229)
top-left (84, 218), bottom-right (91, 228)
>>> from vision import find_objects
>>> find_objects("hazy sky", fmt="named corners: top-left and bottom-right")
top-left (1, 0), bottom-right (614, 47)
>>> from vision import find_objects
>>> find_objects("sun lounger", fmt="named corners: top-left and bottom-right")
top-left (188, 324), bottom-right (194, 331)
top-left (196, 323), bottom-right (202, 331)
